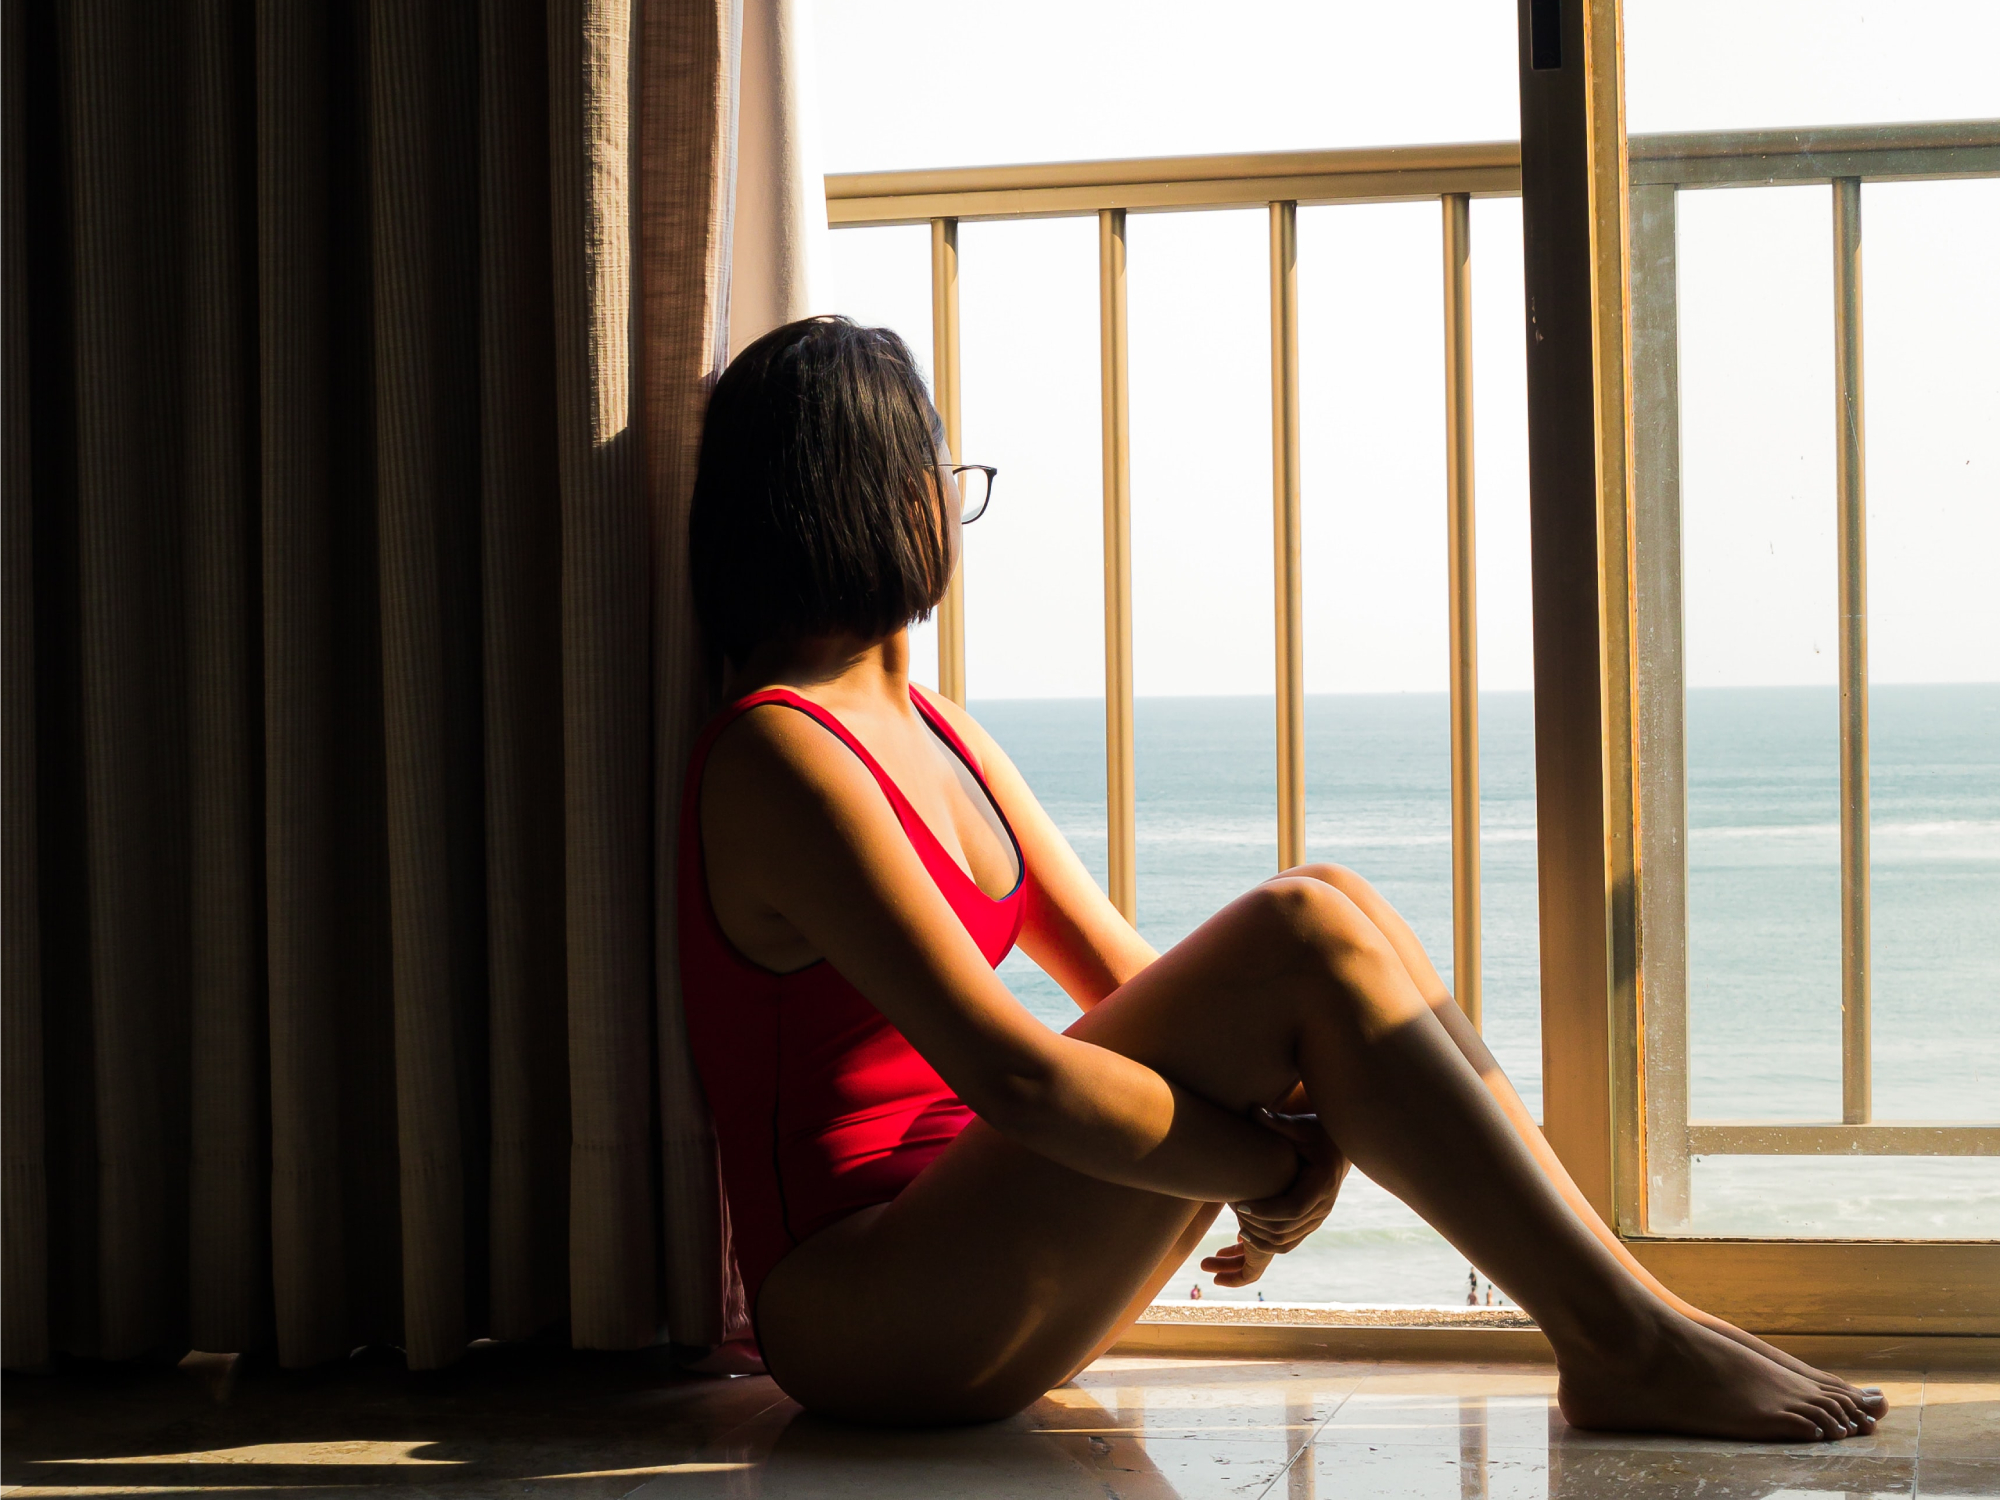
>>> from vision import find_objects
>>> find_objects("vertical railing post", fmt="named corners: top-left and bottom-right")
top-left (1833, 177), bottom-right (1871, 1125)
top-left (1098, 208), bottom-right (1137, 922)
top-left (1630, 181), bottom-right (1692, 1231)
top-left (1441, 192), bottom-right (1482, 1028)
top-left (929, 218), bottom-right (966, 704)
top-left (1270, 201), bottom-right (1306, 873)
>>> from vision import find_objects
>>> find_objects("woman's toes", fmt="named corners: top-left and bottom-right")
top-left (1820, 1387), bottom-right (1870, 1431)
top-left (1783, 1406), bottom-right (1828, 1441)
top-left (1809, 1395), bottom-right (1857, 1438)
top-left (1838, 1378), bottom-right (1886, 1412)
top-left (1789, 1399), bottom-right (1831, 1440)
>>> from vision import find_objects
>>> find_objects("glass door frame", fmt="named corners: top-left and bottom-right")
top-left (1517, 0), bottom-right (1999, 1336)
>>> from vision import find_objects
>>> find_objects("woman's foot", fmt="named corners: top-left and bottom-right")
top-left (1556, 1310), bottom-right (1872, 1443)
top-left (1704, 1321), bottom-right (1886, 1422)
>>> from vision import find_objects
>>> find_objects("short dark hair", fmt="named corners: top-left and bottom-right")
top-left (689, 315), bottom-right (951, 668)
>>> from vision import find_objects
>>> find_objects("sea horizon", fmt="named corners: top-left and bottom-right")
top-left (956, 683), bottom-right (2000, 1306)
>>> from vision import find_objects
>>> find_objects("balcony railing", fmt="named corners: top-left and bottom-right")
top-left (824, 121), bottom-right (2000, 1228)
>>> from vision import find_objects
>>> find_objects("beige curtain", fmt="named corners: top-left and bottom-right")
top-left (2, 0), bottom-right (740, 1371)
top-left (727, 0), bottom-right (826, 357)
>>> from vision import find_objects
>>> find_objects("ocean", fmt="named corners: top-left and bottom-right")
top-left (969, 684), bottom-right (2000, 1306)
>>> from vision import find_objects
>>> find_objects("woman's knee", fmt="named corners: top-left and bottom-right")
top-left (1244, 875), bottom-right (1392, 972)
top-left (1279, 861), bottom-right (1378, 907)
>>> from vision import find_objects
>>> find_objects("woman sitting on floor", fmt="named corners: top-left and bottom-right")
top-left (678, 314), bottom-right (1884, 1437)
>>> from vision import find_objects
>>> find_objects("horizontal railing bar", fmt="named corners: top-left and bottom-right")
top-left (827, 121), bottom-right (2000, 227)
top-left (1629, 118), bottom-right (2000, 163)
top-left (829, 140), bottom-right (1520, 203)
top-left (1631, 144), bottom-right (2000, 189)
top-left (828, 167), bottom-right (1523, 227)
top-left (1689, 1122), bottom-right (2000, 1157)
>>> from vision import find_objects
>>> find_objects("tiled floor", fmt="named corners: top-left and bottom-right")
top-left (3, 1346), bottom-right (1994, 1498)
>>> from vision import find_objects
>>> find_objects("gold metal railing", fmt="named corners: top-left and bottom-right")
top-left (1097, 209), bottom-right (1136, 918)
top-left (826, 121), bottom-right (2000, 1212)
top-left (1268, 201), bottom-right (1305, 877)
top-left (1440, 192), bottom-right (1480, 1030)
top-left (928, 220), bottom-right (965, 706)
top-left (1832, 176), bottom-right (1870, 1130)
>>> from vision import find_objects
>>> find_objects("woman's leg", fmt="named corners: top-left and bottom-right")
top-left (1288, 862), bottom-right (1881, 1420)
top-left (757, 876), bottom-right (1865, 1440)
top-left (1061, 1201), bottom-right (1224, 1381)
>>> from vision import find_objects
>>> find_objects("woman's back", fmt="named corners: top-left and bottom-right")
top-left (677, 685), bottom-right (1026, 1311)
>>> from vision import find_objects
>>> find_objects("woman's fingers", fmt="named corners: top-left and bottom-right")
top-left (1237, 1109), bottom-right (1349, 1252)
top-left (1201, 1237), bottom-right (1274, 1287)
top-left (1234, 1213), bottom-right (1326, 1254)
top-left (1229, 1112), bottom-right (1346, 1262)
top-left (1236, 1198), bottom-right (1332, 1230)
top-left (1236, 1182), bottom-right (1318, 1222)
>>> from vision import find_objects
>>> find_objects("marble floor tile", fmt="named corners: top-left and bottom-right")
top-left (1316, 1367), bottom-right (1559, 1456)
top-left (4, 1435), bottom-right (759, 1500)
top-left (659, 1415), bottom-right (1142, 1499)
top-left (1543, 1446), bottom-right (1917, 1498)
top-left (5, 1350), bottom-right (1995, 1500)
top-left (1293, 1439), bottom-right (1556, 1500)
top-left (1046, 1431), bottom-right (1301, 1500)
top-left (1048, 1357), bottom-right (1370, 1447)
top-left (1917, 1456), bottom-right (2000, 1497)
top-left (1921, 1379), bottom-right (2000, 1462)
top-left (626, 1415), bottom-right (1295, 1500)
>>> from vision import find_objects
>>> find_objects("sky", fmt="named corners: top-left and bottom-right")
top-left (812, 1), bottom-right (2000, 698)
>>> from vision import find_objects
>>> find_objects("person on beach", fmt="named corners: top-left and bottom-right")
top-left (678, 314), bottom-right (1886, 1436)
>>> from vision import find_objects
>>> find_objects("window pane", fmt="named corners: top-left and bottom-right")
top-left (1626, 0), bottom-right (2000, 1237)
top-left (820, 1), bottom-right (1533, 1308)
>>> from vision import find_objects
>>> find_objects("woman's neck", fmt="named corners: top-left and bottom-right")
top-left (726, 629), bottom-right (914, 713)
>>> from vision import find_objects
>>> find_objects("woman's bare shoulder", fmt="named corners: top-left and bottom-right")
top-left (701, 699), bottom-right (874, 824)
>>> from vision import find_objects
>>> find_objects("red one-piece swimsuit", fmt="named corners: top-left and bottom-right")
top-left (677, 685), bottom-right (1028, 1317)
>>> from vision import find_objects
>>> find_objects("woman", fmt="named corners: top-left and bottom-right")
top-left (679, 315), bottom-right (1883, 1437)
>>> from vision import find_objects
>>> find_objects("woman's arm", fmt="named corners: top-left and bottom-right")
top-left (912, 689), bottom-right (1156, 1009)
top-left (702, 704), bottom-right (1295, 1206)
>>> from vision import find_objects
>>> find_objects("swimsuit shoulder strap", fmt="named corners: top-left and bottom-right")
top-left (683, 686), bottom-right (925, 824)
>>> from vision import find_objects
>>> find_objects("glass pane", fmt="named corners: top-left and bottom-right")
top-left (819, 2), bottom-right (1532, 1309)
top-left (817, 1), bottom-right (1518, 172)
top-left (956, 215), bottom-right (1108, 1030)
top-left (1626, 0), bottom-right (2000, 1238)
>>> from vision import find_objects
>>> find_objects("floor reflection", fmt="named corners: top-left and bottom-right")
top-left (2, 1352), bottom-right (1990, 1498)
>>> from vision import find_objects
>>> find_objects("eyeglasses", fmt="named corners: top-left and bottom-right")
top-left (941, 463), bottom-right (997, 525)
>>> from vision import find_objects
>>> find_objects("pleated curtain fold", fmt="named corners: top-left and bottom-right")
top-left (2, 0), bottom-right (743, 1371)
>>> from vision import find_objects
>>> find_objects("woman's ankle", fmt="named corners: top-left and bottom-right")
top-left (1543, 1282), bottom-right (1681, 1374)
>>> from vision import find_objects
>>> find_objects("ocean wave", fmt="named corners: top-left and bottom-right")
top-left (1690, 818), bottom-right (2000, 863)
top-left (1256, 1225), bottom-right (1452, 1248)
top-left (1695, 817), bottom-right (1999, 838)
top-left (1129, 820), bottom-right (1540, 849)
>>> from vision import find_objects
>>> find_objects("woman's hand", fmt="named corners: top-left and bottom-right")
top-left (1237, 1108), bottom-right (1348, 1253)
top-left (1199, 1109), bottom-right (1349, 1286)
top-left (1198, 1237), bottom-right (1276, 1288)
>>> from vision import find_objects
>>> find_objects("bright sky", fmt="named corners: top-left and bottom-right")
top-left (814, 2), bottom-right (2000, 697)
